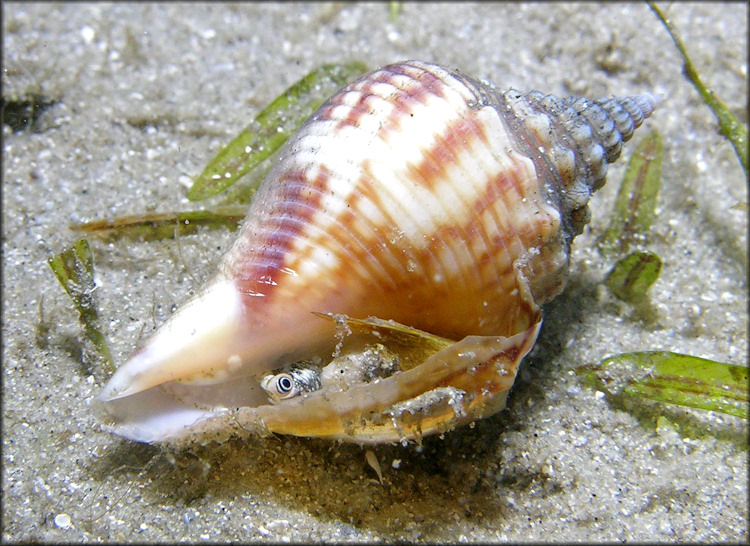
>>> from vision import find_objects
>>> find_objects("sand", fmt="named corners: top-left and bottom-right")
top-left (3, 2), bottom-right (747, 542)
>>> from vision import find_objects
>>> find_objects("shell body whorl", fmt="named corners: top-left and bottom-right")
top-left (96, 61), bottom-right (656, 445)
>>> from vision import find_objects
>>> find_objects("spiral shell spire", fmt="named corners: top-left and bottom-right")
top-left (507, 90), bottom-right (656, 239)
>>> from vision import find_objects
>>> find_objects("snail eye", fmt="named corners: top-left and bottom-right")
top-left (275, 374), bottom-right (295, 397)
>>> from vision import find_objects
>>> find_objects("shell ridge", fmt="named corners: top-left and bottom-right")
top-left (492, 90), bottom-right (577, 245)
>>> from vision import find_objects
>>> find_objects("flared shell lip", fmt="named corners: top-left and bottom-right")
top-left (94, 320), bottom-right (541, 445)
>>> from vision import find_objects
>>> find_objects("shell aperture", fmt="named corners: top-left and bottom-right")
top-left (95, 61), bottom-right (656, 445)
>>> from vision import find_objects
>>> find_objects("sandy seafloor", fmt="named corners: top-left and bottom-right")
top-left (2, 2), bottom-right (748, 543)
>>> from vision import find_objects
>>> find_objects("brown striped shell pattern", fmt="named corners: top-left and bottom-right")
top-left (95, 61), bottom-right (656, 445)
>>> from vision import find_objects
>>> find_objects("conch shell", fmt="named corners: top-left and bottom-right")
top-left (95, 61), bottom-right (656, 445)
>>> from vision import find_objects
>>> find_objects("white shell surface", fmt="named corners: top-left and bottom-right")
top-left (219, 62), bottom-right (556, 342)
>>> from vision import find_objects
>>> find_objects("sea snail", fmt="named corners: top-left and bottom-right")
top-left (95, 60), bottom-right (657, 445)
